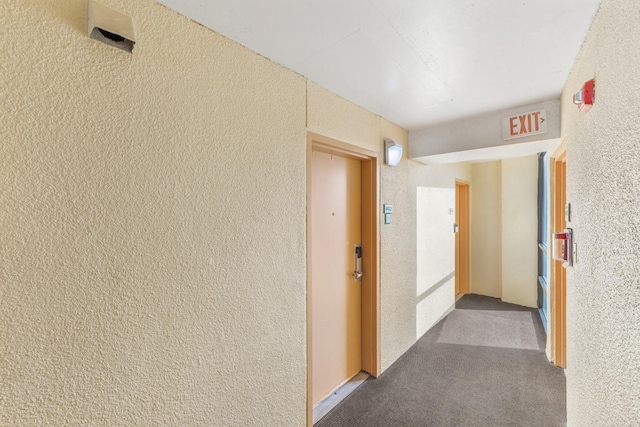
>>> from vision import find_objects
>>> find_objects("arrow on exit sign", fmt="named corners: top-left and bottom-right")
top-left (502, 109), bottom-right (548, 140)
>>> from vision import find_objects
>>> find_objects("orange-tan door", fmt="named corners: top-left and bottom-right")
top-left (554, 155), bottom-right (567, 368)
top-left (455, 182), bottom-right (470, 297)
top-left (311, 149), bottom-right (362, 405)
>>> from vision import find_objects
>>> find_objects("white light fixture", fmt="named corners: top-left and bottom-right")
top-left (384, 139), bottom-right (403, 166)
top-left (88, 0), bottom-right (136, 53)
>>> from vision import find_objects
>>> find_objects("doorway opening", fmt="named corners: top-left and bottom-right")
top-left (306, 132), bottom-right (380, 426)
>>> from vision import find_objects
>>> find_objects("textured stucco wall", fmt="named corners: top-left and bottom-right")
top-left (561, 0), bottom-right (640, 424)
top-left (501, 156), bottom-right (538, 308)
top-left (470, 162), bottom-right (503, 298)
top-left (379, 123), bottom-right (417, 371)
top-left (0, 1), bottom-right (309, 425)
top-left (0, 1), bottom-right (467, 424)
top-left (307, 81), bottom-right (381, 153)
top-left (380, 129), bottom-right (471, 370)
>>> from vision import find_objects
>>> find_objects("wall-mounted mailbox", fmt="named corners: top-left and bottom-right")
top-left (553, 228), bottom-right (573, 268)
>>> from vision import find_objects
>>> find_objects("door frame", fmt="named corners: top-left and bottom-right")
top-left (551, 148), bottom-right (567, 368)
top-left (455, 180), bottom-right (470, 297)
top-left (306, 132), bottom-right (380, 426)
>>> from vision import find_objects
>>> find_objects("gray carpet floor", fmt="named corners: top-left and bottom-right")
top-left (316, 294), bottom-right (566, 427)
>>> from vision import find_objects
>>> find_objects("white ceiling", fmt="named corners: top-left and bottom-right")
top-left (157, 0), bottom-right (601, 131)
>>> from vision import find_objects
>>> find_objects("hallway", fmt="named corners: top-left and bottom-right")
top-left (316, 295), bottom-right (566, 427)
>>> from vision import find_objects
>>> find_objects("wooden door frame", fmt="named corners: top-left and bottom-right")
top-left (455, 180), bottom-right (470, 297)
top-left (306, 132), bottom-right (380, 426)
top-left (551, 148), bottom-right (567, 368)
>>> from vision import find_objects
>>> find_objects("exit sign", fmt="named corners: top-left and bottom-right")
top-left (502, 109), bottom-right (548, 140)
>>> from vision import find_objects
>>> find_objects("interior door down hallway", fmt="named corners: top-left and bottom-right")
top-left (306, 133), bottom-right (380, 427)
top-left (310, 149), bottom-right (362, 405)
top-left (455, 181), bottom-right (470, 298)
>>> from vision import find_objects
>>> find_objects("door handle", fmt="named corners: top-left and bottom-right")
top-left (353, 244), bottom-right (363, 281)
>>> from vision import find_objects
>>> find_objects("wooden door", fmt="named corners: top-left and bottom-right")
top-left (310, 149), bottom-right (362, 405)
top-left (455, 181), bottom-right (470, 297)
top-left (553, 154), bottom-right (567, 368)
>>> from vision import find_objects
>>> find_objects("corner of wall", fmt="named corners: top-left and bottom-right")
top-left (470, 162), bottom-right (502, 298)
top-left (561, 0), bottom-right (640, 423)
top-left (501, 156), bottom-right (538, 308)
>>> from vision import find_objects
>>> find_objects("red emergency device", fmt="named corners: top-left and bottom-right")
top-left (573, 79), bottom-right (595, 112)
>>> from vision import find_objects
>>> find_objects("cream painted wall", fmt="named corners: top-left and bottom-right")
top-left (501, 156), bottom-right (538, 308)
top-left (0, 1), bottom-right (468, 424)
top-left (378, 120), bottom-right (420, 372)
top-left (561, 0), bottom-right (640, 424)
top-left (470, 162), bottom-right (502, 298)
top-left (470, 159), bottom-right (538, 308)
top-left (0, 1), bottom-right (308, 425)
top-left (380, 133), bottom-right (471, 369)
top-left (416, 186), bottom-right (455, 339)
top-left (307, 81), bottom-right (381, 153)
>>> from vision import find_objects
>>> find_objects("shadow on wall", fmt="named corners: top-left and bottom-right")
top-left (416, 271), bottom-right (455, 305)
top-left (416, 186), bottom-right (456, 340)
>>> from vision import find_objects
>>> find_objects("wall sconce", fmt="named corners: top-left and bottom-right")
top-left (88, 0), bottom-right (136, 53)
top-left (384, 139), bottom-right (403, 166)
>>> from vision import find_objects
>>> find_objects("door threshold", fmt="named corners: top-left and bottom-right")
top-left (313, 371), bottom-right (369, 424)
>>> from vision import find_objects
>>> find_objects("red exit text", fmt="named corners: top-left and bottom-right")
top-left (502, 109), bottom-right (548, 140)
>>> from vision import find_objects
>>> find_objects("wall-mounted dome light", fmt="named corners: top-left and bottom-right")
top-left (384, 139), bottom-right (403, 166)
top-left (88, 0), bottom-right (136, 53)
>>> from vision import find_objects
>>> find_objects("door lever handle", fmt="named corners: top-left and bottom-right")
top-left (354, 244), bottom-right (363, 282)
